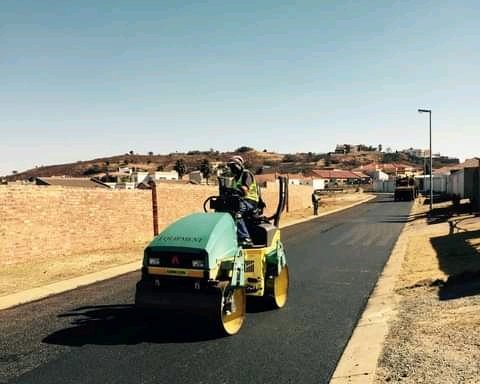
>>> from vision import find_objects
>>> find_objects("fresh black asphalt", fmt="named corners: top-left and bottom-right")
top-left (0, 195), bottom-right (412, 384)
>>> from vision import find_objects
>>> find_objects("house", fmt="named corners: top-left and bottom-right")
top-left (402, 148), bottom-right (430, 158)
top-left (434, 157), bottom-right (480, 176)
top-left (154, 170), bottom-right (179, 181)
top-left (352, 171), bottom-right (372, 184)
top-left (118, 166), bottom-right (132, 174)
top-left (35, 177), bottom-right (111, 189)
top-left (300, 177), bottom-right (326, 190)
top-left (210, 161), bottom-right (225, 177)
top-left (306, 169), bottom-right (361, 187)
top-left (132, 171), bottom-right (149, 184)
top-left (354, 163), bottom-right (421, 177)
top-left (372, 170), bottom-right (389, 181)
top-left (285, 173), bottom-right (304, 185)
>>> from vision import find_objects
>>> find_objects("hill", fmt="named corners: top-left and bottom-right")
top-left (5, 149), bottom-right (284, 180)
top-left (7, 147), bottom-right (451, 181)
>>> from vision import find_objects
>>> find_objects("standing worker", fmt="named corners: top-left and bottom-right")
top-left (312, 191), bottom-right (320, 216)
top-left (227, 155), bottom-right (259, 246)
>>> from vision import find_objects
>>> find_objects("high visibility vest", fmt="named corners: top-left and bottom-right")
top-left (234, 170), bottom-right (259, 203)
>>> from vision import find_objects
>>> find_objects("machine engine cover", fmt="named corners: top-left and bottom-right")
top-left (144, 212), bottom-right (239, 271)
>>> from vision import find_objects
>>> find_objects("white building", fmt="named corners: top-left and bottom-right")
top-left (132, 171), bottom-right (149, 184)
top-left (300, 177), bottom-right (326, 190)
top-left (373, 170), bottom-right (389, 181)
top-left (154, 170), bottom-right (179, 181)
top-left (403, 148), bottom-right (430, 158)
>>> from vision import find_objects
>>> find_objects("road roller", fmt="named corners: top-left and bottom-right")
top-left (135, 176), bottom-right (289, 336)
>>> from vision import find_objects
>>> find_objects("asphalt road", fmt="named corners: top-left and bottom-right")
top-left (0, 195), bottom-right (412, 384)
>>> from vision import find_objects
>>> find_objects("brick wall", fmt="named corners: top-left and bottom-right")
top-left (0, 183), bottom-right (312, 265)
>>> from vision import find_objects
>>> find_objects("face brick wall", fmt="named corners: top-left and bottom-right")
top-left (0, 183), bottom-right (313, 266)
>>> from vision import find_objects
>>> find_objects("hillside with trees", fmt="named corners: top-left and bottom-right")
top-left (5, 145), bottom-right (458, 181)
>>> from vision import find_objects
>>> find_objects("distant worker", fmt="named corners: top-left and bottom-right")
top-left (312, 191), bottom-right (320, 216)
top-left (227, 155), bottom-right (259, 246)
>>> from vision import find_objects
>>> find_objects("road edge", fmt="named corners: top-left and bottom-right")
top-left (0, 194), bottom-right (376, 312)
top-left (329, 201), bottom-right (414, 384)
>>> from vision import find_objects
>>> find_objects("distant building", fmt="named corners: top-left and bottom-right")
top-left (402, 148), bottom-right (430, 158)
top-left (434, 157), bottom-right (480, 176)
top-left (132, 171), bottom-right (149, 184)
top-left (154, 170), bottom-right (179, 181)
top-left (334, 144), bottom-right (375, 154)
top-left (371, 170), bottom-right (389, 181)
top-left (306, 169), bottom-right (362, 187)
top-left (210, 161), bottom-right (225, 177)
top-left (354, 163), bottom-right (421, 177)
top-left (118, 166), bottom-right (132, 174)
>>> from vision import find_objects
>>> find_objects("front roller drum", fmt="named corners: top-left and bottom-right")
top-left (266, 265), bottom-right (289, 309)
top-left (212, 282), bottom-right (246, 336)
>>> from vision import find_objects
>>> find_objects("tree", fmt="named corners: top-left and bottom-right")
top-left (200, 159), bottom-right (212, 185)
top-left (174, 159), bottom-right (187, 178)
top-left (282, 154), bottom-right (300, 162)
top-left (11, 170), bottom-right (18, 175)
top-left (148, 151), bottom-right (154, 156)
top-left (83, 164), bottom-right (104, 176)
top-left (378, 144), bottom-right (383, 152)
top-left (235, 146), bottom-right (254, 153)
top-left (129, 150), bottom-right (134, 155)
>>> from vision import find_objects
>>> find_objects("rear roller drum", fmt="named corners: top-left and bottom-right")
top-left (266, 265), bottom-right (289, 309)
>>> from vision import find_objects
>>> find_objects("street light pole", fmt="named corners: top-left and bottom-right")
top-left (418, 109), bottom-right (432, 211)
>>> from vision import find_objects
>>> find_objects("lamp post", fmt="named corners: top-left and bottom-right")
top-left (418, 109), bottom-right (432, 211)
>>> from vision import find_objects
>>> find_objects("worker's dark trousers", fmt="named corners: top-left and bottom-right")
top-left (313, 203), bottom-right (319, 216)
top-left (237, 199), bottom-right (256, 240)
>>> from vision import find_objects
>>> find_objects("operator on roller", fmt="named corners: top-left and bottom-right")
top-left (227, 155), bottom-right (259, 246)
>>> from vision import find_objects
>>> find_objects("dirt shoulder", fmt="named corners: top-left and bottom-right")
top-left (375, 199), bottom-right (480, 383)
top-left (0, 192), bottom-right (371, 298)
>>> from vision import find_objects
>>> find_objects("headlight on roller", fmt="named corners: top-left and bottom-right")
top-left (192, 260), bottom-right (204, 268)
top-left (149, 257), bottom-right (161, 265)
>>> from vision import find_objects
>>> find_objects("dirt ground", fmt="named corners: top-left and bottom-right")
top-left (375, 199), bottom-right (480, 384)
top-left (0, 192), bottom-right (370, 297)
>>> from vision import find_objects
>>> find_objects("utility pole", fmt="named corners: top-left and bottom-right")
top-left (418, 109), bottom-right (433, 211)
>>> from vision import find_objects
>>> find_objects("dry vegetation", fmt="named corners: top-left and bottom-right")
top-left (375, 200), bottom-right (480, 383)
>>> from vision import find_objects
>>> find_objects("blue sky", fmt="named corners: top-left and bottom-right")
top-left (1, 0), bottom-right (479, 175)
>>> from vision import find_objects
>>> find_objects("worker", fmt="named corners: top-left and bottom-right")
top-left (312, 191), bottom-right (320, 216)
top-left (227, 155), bottom-right (259, 246)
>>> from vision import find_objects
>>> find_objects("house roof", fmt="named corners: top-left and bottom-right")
top-left (354, 162), bottom-right (419, 173)
top-left (308, 169), bottom-right (361, 179)
top-left (434, 158), bottom-right (480, 175)
top-left (35, 177), bottom-right (111, 189)
top-left (352, 171), bottom-right (370, 179)
top-left (463, 157), bottom-right (480, 168)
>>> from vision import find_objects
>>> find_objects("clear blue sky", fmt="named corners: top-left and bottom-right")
top-left (1, 0), bottom-right (479, 176)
